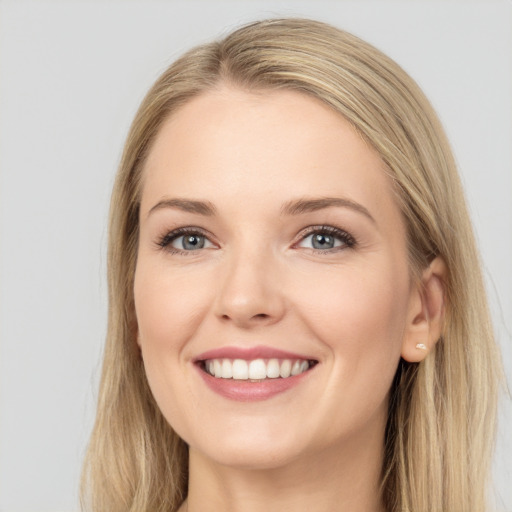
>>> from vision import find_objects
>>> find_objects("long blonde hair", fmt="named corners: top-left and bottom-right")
top-left (81, 18), bottom-right (501, 512)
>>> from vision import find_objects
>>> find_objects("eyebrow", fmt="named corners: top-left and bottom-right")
top-left (147, 198), bottom-right (217, 218)
top-left (147, 196), bottom-right (375, 223)
top-left (280, 197), bottom-right (376, 223)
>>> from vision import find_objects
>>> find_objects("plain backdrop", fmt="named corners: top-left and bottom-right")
top-left (0, 1), bottom-right (511, 511)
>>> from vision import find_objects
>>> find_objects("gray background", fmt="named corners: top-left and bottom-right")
top-left (0, 1), bottom-right (510, 510)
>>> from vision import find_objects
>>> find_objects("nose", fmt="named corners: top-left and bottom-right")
top-left (213, 247), bottom-right (286, 329)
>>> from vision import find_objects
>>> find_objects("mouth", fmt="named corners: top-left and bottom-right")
top-left (193, 346), bottom-right (319, 401)
top-left (199, 357), bottom-right (317, 381)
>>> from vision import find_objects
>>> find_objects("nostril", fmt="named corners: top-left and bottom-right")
top-left (219, 312), bottom-right (272, 325)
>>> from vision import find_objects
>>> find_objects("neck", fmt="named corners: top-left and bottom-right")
top-left (182, 422), bottom-right (386, 512)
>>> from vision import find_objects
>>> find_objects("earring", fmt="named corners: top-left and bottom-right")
top-left (415, 343), bottom-right (427, 351)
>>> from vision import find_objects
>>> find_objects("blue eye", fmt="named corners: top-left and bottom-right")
top-left (172, 234), bottom-right (207, 250)
top-left (298, 227), bottom-right (355, 251)
top-left (157, 229), bottom-right (214, 253)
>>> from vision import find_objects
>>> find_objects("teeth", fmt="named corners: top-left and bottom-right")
top-left (249, 359), bottom-right (267, 379)
top-left (232, 359), bottom-right (248, 380)
top-left (214, 359), bottom-right (222, 378)
top-left (291, 360), bottom-right (302, 376)
top-left (266, 359), bottom-right (280, 379)
top-left (280, 359), bottom-right (291, 378)
top-left (221, 359), bottom-right (233, 379)
top-left (204, 358), bottom-right (313, 380)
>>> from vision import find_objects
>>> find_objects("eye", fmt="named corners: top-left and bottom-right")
top-left (172, 233), bottom-right (211, 250)
top-left (297, 226), bottom-right (355, 251)
top-left (157, 228), bottom-right (215, 253)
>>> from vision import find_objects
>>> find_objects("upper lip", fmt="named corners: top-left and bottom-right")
top-left (194, 345), bottom-right (317, 362)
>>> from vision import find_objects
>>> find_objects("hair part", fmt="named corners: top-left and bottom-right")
top-left (81, 18), bottom-right (501, 512)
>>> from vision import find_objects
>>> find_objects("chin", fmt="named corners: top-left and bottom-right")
top-left (180, 412), bottom-right (325, 471)
top-left (191, 439), bottom-right (305, 471)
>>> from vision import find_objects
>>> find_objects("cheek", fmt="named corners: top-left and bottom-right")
top-left (302, 260), bottom-right (408, 335)
top-left (133, 262), bottom-right (213, 437)
top-left (134, 262), bottom-right (212, 349)
top-left (296, 260), bottom-right (410, 387)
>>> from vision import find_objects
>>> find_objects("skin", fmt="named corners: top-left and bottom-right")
top-left (134, 86), bottom-right (445, 512)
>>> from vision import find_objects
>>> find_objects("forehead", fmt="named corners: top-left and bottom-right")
top-left (140, 86), bottom-right (399, 224)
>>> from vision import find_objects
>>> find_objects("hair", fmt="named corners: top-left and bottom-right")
top-left (81, 18), bottom-right (501, 512)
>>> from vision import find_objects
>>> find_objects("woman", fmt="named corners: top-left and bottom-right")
top-left (81, 18), bottom-right (501, 512)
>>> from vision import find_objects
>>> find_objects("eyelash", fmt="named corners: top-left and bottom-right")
top-left (156, 227), bottom-right (213, 255)
top-left (297, 225), bottom-right (356, 253)
top-left (155, 225), bottom-right (356, 255)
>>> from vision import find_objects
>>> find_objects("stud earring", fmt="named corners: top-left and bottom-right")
top-left (415, 343), bottom-right (427, 351)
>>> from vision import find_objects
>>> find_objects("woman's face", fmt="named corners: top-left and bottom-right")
top-left (134, 86), bottom-right (419, 469)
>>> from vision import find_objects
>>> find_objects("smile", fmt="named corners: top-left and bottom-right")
top-left (194, 346), bottom-right (318, 401)
top-left (203, 358), bottom-right (316, 380)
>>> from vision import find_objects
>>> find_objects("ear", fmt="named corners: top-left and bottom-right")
top-left (401, 257), bottom-right (447, 363)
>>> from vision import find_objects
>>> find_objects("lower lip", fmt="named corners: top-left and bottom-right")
top-left (195, 365), bottom-right (313, 402)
